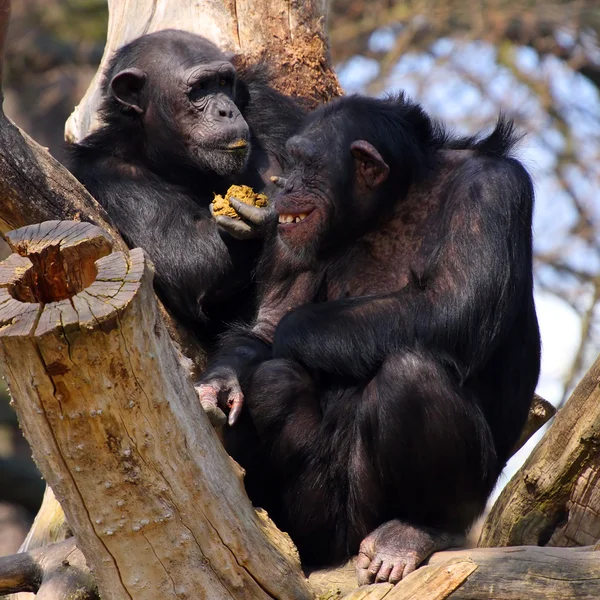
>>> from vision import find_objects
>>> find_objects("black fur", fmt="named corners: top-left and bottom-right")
top-left (200, 94), bottom-right (541, 571)
top-left (66, 30), bottom-right (304, 345)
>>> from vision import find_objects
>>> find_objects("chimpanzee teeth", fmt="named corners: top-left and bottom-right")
top-left (278, 213), bottom-right (309, 224)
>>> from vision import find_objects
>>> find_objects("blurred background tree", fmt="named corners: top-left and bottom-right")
top-left (0, 0), bottom-right (598, 553)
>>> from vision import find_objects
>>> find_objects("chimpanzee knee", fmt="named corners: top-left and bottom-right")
top-left (365, 351), bottom-right (498, 531)
top-left (245, 358), bottom-right (314, 425)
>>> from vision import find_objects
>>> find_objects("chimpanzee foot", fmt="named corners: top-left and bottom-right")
top-left (356, 520), bottom-right (461, 586)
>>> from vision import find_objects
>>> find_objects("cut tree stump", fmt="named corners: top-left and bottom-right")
top-left (480, 352), bottom-right (600, 548)
top-left (0, 220), bottom-right (312, 600)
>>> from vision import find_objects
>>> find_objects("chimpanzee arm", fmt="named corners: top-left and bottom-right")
top-left (75, 166), bottom-right (256, 327)
top-left (273, 157), bottom-right (535, 380)
top-left (197, 269), bottom-right (320, 423)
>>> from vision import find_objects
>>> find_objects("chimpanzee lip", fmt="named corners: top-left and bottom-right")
top-left (226, 139), bottom-right (249, 149)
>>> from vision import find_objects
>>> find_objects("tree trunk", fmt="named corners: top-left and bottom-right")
top-left (480, 352), bottom-right (600, 548)
top-left (0, 220), bottom-right (312, 600)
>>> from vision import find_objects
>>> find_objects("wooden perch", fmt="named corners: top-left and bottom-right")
top-left (0, 220), bottom-right (312, 600)
top-left (480, 352), bottom-right (600, 548)
top-left (311, 544), bottom-right (600, 599)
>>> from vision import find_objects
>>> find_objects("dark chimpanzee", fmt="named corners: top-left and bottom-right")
top-left (67, 29), bottom-right (304, 346)
top-left (196, 94), bottom-right (541, 584)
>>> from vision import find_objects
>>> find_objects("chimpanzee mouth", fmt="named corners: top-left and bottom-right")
top-left (222, 139), bottom-right (249, 152)
top-left (277, 209), bottom-right (315, 226)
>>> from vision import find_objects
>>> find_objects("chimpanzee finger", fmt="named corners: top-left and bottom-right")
top-left (221, 376), bottom-right (245, 426)
top-left (228, 198), bottom-right (275, 225)
top-left (356, 552), bottom-right (382, 586)
top-left (402, 556), bottom-right (419, 578)
top-left (228, 392), bottom-right (245, 426)
top-left (389, 562), bottom-right (406, 584)
top-left (214, 215), bottom-right (255, 239)
top-left (374, 561), bottom-right (394, 583)
top-left (195, 384), bottom-right (227, 427)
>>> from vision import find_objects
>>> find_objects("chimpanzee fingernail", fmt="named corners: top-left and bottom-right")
top-left (229, 402), bottom-right (242, 425)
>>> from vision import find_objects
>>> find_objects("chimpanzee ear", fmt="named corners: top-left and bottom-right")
top-left (350, 140), bottom-right (390, 189)
top-left (110, 68), bottom-right (148, 114)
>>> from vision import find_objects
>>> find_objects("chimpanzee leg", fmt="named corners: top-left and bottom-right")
top-left (244, 359), bottom-right (361, 564)
top-left (245, 358), bottom-right (323, 451)
top-left (355, 350), bottom-right (498, 585)
top-left (223, 359), bottom-right (326, 528)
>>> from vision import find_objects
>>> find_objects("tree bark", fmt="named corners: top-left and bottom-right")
top-left (0, 220), bottom-right (312, 600)
top-left (65, 0), bottom-right (343, 142)
top-left (480, 352), bottom-right (600, 548)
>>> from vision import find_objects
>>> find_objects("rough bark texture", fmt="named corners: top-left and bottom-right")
top-left (311, 545), bottom-right (600, 600)
top-left (65, 0), bottom-right (342, 141)
top-left (0, 220), bottom-right (312, 600)
top-left (480, 353), bottom-right (600, 548)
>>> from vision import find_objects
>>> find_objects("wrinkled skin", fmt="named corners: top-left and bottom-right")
top-left (356, 521), bottom-right (461, 585)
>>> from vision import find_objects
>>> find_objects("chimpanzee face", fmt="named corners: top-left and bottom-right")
top-left (178, 60), bottom-right (250, 175)
top-left (108, 40), bottom-right (251, 176)
top-left (273, 134), bottom-right (334, 258)
top-left (274, 126), bottom-right (389, 260)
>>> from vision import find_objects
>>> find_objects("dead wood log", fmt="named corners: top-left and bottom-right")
top-left (480, 352), bottom-right (600, 547)
top-left (0, 220), bottom-right (312, 600)
top-left (65, 0), bottom-right (343, 141)
top-left (0, 537), bottom-right (98, 598)
top-left (310, 545), bottom-right (600, 599)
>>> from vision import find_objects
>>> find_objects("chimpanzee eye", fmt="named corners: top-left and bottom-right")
top-left (219, 79), bottom-right (226, 86)
top-left (188, 84), bottom-right (205, 103)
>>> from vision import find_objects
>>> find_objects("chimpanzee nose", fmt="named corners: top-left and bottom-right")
top-left (212, 96), bottom-right (239, 121)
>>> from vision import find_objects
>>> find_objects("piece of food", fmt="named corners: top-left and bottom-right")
top-left (212, 185), bottom-right (268, 219)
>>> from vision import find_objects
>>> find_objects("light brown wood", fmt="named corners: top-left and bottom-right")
top-left (480, 352), bottom-right (600, 548)
top-left (0, 220), bottom-right (312, 600)
top-left (311, 545), bottom-right (600, 600)
top-left (65, 0), bottom-right (342, 142)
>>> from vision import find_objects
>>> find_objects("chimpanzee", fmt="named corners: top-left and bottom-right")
top-left (196, 93), bottom-right (541, 584)
top-left (67, 29), bottom-right (304, 346)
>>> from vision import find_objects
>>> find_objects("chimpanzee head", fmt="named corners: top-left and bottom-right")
top-left (273, 94), bottom-right (436, 261)
top-left (102, 30), bottom-right (250, 176)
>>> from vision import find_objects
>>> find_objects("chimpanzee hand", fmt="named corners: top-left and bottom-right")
top-left (356, 520), bottom-right (460, 585)
top-left (195, 365), bottom-right (245, 426)
top-left (211, 197), bottom-right (276, 240)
